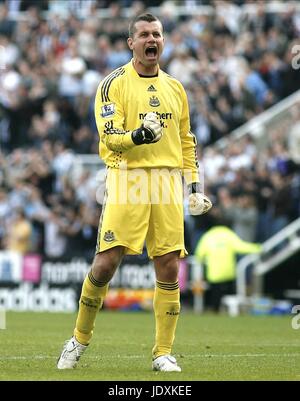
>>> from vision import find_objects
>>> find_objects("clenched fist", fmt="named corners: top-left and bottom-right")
top-left (132, 112), bottom-right (163, 145)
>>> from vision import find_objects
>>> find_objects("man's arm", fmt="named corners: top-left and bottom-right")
top-left (230, 231), bottom-right (262, 254)
top-left (94, 79), bottom-right (162, 152)
top-left (179, 88), bottom-right (199, 186)
top-left (179, 84), bottom-right (212, 215)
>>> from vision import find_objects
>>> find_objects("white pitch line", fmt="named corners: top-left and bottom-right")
top-left (1, 353), bottom-right (300, 361)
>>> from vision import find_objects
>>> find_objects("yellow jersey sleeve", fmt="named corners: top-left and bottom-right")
top-left (229, 231), bottom-right (262, 254)
top-left (94, 68), bottom-right (135, 153)
top-left (178, 84), bottom-right (200, 186)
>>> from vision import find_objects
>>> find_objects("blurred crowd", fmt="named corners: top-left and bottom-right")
top-left (186, 108), bottom-right (300, 252)
top-left (0, 0), bottom-right (300, 259)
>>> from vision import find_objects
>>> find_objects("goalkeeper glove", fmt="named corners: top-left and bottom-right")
top-left (132, 112), bottom-right (163, 145)
top-left (188, 183), bottom-right (212, 216)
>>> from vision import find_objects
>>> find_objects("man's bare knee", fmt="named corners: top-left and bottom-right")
top-left (154, 251), bottom-right (180, 282)
top-left (91, 246), bottom-right (125, 282)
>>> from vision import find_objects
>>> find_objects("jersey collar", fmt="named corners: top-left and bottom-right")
top-left (129, 59), bottom-right (160, 79)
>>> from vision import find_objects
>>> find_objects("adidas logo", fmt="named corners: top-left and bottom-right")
top-left (147, 85), bottom-right (157, 92)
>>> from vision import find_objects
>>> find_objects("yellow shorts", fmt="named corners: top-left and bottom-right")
top-left (96, 167), bottom-right (186, 258)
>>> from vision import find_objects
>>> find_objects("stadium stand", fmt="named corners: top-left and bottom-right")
top-left (0, 0), bottom-right (299, 268)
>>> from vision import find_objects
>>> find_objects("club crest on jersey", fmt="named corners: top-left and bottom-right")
top-left (103, 230), bottom-right (115, 242)
top-left (149, 96), bottom-right (160, 107)
top-left (101, 103), bottom-right (115, 118)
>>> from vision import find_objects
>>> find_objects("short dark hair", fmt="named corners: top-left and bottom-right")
top-left (128, 13), bottom-right (162, 38)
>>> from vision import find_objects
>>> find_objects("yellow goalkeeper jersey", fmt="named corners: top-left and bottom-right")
top-left (94, 60), bottom-right (199, 184)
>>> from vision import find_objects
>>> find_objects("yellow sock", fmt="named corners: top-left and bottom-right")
top-left (152, 280), bottom-right (180, 359)
top-left (74, 271), bottom-right (108, 345)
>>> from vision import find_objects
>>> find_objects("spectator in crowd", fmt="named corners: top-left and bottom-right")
top-left (43, 205), bottom-right (68, 261)
top-left (269, 172), bottom-right (293, 237)
top-left (0, 3), bottom-right (15, 37)
top-left (255, 165), bottom-right (274, 242)
top-left (6, 208), bottom-right (33, 254)
top-left (221, 193), bottom-right (259, 242)
top-left (194, 212), bottom-right (261, 312)
top-left (0, 188), bottom-right (9, 249)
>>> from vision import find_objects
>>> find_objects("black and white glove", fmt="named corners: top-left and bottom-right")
top-left (188, 183), bottom-right (212, 216)
top-left (132, 112), bottom-right (163, 145)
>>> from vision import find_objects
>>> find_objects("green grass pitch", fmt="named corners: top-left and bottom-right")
top-left (0, 311), bottom-right (299, 381)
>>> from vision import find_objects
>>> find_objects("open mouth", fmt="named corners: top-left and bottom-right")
top-left (145, 46), bottom-right (158, 57)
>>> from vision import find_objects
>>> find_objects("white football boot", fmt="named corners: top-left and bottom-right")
top-left (152, 355), bottom-right (181, 372)
top-left (57, 336), bottom-right (88, 369)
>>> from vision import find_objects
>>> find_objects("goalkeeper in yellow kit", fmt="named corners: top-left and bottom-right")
top-left (57, 13), bottom-right (212, 372)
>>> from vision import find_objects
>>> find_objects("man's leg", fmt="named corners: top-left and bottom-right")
top-left (146, 169), bottom-right (184, 371)
top-left (209, 283), bottom-right (222, 313)
top-left (57, 246), bottom-right (124, 369)
top-left (74, 246), bottom-right (124, 345)
top-left (152, 251), bottom-right (180, 360)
